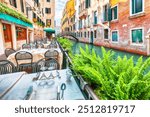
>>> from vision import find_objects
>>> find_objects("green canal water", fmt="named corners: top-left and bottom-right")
top-left (71, 41), bottom-right (149, 63)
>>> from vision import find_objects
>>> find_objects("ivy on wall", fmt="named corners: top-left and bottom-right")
top-left (0, 3), bottom-right (32, 25)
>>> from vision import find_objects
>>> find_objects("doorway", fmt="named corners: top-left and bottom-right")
top-left (3, 23), bottom-right (13, 48)
top-left (90, 31), bottom-right (94, 44)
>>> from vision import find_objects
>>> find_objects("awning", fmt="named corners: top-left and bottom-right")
top-left (44, 28), bottom-right (55, 33)
top-left (0, 13), bottom-right (33, 28)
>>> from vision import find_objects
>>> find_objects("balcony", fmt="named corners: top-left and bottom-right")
top-left (79, 9), bottom-right (88, 19)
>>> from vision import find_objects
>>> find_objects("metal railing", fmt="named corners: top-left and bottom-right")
top-left (57, 42), bottom-right (99, 100)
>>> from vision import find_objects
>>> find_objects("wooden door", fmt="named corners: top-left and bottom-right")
top-left (3, 23), bottom-right (13, 48)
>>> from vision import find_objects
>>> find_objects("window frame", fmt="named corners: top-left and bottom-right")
top-left (94, 30), bottom-right (97, 38)
top-left (111, 30), bottom-right (119, 43)
top-left (130, 27), bottom-right (144, 46)
top-left (111, 4), bottom-right (118, 21)
top-left (103, 4), bottom-right (108, 22)
top-left (130, 0), bottom-right (144, 16)
top-left (104, 28), bottom-right (109, 40)
top-left (45, 8), bottom-right (51, 14)
top-left (94, 11), bottom-right (98, 25)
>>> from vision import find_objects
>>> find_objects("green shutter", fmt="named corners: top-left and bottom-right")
top-left (132, 0), bottom-right (135, 14)
top-left (136, 0), bottom-right (142, 13)
top-left (132, 29), bottom-right (143, 43)
top-left (132, 30), bottom-right (137, 42)
top-left (132, 0), bottom-right (143, 14)
top-left (86, 0), bottom-right (88, 8)
top-left (137, 29), bottom-right (142, 42)
top-left (108, 6), bottom-right (112, 21)
top-left (114, 6), bottom-right (117, 19)
top-left (112, 32), bottom-right (118, 41)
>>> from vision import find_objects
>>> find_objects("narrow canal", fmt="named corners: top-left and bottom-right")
top-left (71, 40), bottom-right (149, 63)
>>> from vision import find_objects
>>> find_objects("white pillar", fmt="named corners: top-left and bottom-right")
top-left (0, 21), bottom-right (5, 54)
top-left (26, 28), bottom-right (29, 43)
top-left (11, 23), bottom-right (17, 50)
top-left (147, 38), bottom-right (150, 55)
top-left (31, 31), bottom-right (34, 42)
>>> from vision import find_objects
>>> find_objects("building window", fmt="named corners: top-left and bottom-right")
top-left (111, 6), bottom-right (118, 20)
top-left (85, 0), bottom-right (91, 8)
top-left (104, 29), bottom-right (109, 39)
top-left (16, 26), bottom-right (27, 40)
top-left (46, 19), bottom-right (51, 26)
top-left (88, 31), bottom-right (89, 38)
top-left (84, 32), bottom-right (86, 38)
top-left (45, 8), bottom-right (51, 14)
top-left (103, 4), bottom-right (109, 21)
top-left (9, 0), bottom-right (17, 8)
top-left (112, 31), bottom-right (119, 42)
top-left (81, 32), bottom-right (82, 37)
top-left (131, 0), bottom-right (143, 15)
top-left (94, 11), bottom-right (97, 25)
top-left (131, 28), bottom-right (143, 44)
top-left (94, 30), bottom-right (97, 38)
top-left (20, 0), bottom-right (24, 13)
top-left (33, 12), bottom-right (36, 18)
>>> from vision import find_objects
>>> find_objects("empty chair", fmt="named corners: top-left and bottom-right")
top-left (0, 60), bottom-right (16, 75)
top-left (22, 44), bottom-right (31, 49)
top-left (44, 50), bottom-right (59, 60)
top-left (15, 51), bottom-right (33, 72)
top-left (34, 58), bottom-right (59, 72)
top-left (47, 43), bottom-right (57, 49)
top-left (5, 48), bottom-right (16, 57)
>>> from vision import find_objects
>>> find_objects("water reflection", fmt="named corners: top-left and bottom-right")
top-left (71, 41), bottom-right (148, 63)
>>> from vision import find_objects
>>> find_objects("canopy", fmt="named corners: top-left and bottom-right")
top-left (44, 28), bottom-right (55, 33)
top-left (0, 13), bottom-right (33, 28)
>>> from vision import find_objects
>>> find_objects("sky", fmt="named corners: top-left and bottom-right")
top-left (55, 0), bottom-right (67, 26)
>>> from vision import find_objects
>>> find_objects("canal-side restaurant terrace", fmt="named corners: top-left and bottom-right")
top-left (0, 0), bottom-right (150, 100)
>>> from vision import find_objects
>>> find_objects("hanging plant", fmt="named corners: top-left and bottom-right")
top-left (0, 3), bottom-right (32, 25)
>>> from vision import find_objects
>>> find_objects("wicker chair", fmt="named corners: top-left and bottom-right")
top-left (0, 60), bottom-right (16, 75)
top-left (5, 48), bottom-right (16, 57)
top-left (34, 58), bottom-right (59, 72)
top-left (22, 44), bottom-right (31, 49)
top-left (15, 51), bottom-right (33, 72)
top-left (44, 50), bottom-right (59, 60)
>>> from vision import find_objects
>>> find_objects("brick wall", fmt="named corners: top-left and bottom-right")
top-left (109, 0), bottom-right (150, 55)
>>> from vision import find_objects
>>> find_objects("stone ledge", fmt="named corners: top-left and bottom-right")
top-left (129, 12), bottom-right (146, 19)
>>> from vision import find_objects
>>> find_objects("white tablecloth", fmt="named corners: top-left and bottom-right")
top-left (7, 48), bottom-right (63, 69)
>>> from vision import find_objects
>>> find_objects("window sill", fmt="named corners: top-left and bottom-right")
top-left (102, 21), bottom-right (109, 24)
top-left (93, 24), bottom-right (98, 26)
top-left (111, 19), bottom-right (119, 23)
top-left (104, 39), bottom-right (110, 42)
top-left (131, 43), bottom-right (144, 46)
top-left (111, 41), bottom-right (119, 44)
top-left (129, 12), bottom-right (145, 19)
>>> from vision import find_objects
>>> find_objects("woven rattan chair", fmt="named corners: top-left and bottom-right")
top-left (15, 51), bottom-right (33, 72)
top-left (44, 50), bottom-right (59, 60)
top-left (5, 48), bottom-right (16, 57)
top-left (34, 58), bottom-right (59, 72)
top-left (0, 60), bottom-right (17, 74)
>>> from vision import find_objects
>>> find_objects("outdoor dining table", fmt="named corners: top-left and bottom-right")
top-left (0, 69), bottom-right (85, 100)
top-left (7, 48), bottom-right (63, 69)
